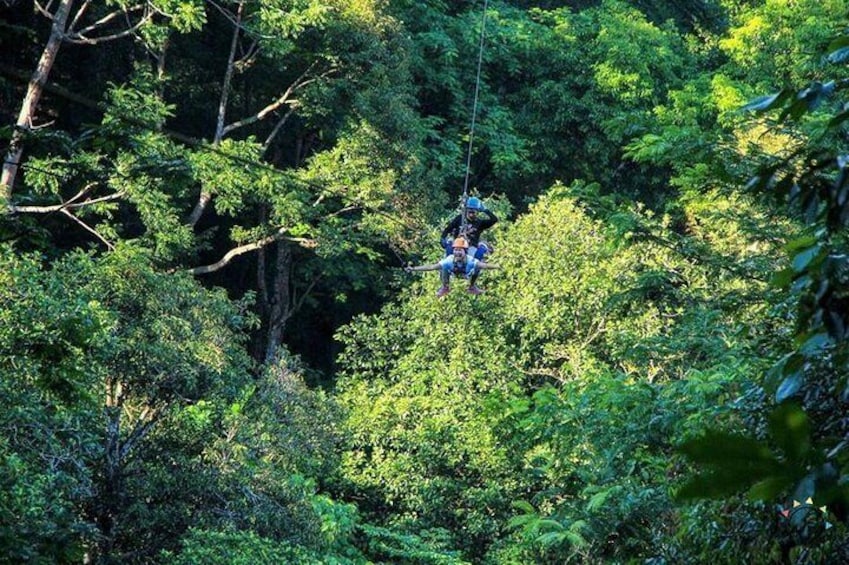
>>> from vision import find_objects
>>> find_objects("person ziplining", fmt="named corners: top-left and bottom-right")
top-left (404, 0), bottom-right (497, 298)
top-left (405, 236), bottom-right (499, 297)
top-left (421, 0), bottom-right (499, 294)
top-left (440, 196), bottom-right (497, 261)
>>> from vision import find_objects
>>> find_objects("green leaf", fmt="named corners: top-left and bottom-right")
top-left (775, 373), bottom-right (803, 403)
top-left (748, 475), bottom-right (794, 500)
top-left (784, 235), bottom-right (819, 254)
top-left (586, 489), bottom-right (611, 512)
top-left (828, 109), bottom-right (849, 128)
top-left (765, 353), bottom-right (800, 393)
top-left (770, 267), bottom-right (795, 289)
top-left (511, 500), bottom-right (536, 514)
top-left (791, 244), bottom-right (822, 272)
top-left (536, 531), bottom-right (566, 547)
top-left (679, 432), bottom-right (776, 468)
top-left (537, 519), bottom-right (565, 532)
top-left (769, 403), bottom-right (810, 460)
top-left (676, 469), bottom-right (757, 500)
top-left (742, 90), bottom-right (792, 113)
top-left (798, 332), bottom-right (831, 354)
top-left (828, 46), bottom-right (849, 64)
top-left (564, 530), bottom-right (586, 547)
top-left (507, 514), bottom-right (537, 530)
top-left (827, 35), bottom-right (849, 52)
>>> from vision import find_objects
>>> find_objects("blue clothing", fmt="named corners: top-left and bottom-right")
top-left (443, 241), bottom-right (491, 260)
top-left (438, 255), bottom-right (480, 279)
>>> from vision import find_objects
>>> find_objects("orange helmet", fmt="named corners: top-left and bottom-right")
top-left (452, 237), bottom-right (469, 249)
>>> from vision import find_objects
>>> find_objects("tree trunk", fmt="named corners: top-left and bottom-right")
top-left (1, 0), bottom-right (74, 206)
top-left (97, 377), bottom-right (123, 560)
top-left (264, 241), bottom-right (292, 363)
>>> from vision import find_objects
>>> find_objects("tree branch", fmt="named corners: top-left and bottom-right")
top-left (220, 61), bottom-right (326, 137)
top-left (2, 0), bottom-right (74, 203)
top-left (11, 189), bottom-right (124, 214)
top-left (33, 0), bottom-right (56, 19)
top-left (284, 272), bottom-right (322, 327)
top-left (119, 405), bottom-right (161, 461)
top-left (66, 8), bottom-right (153, 45)
top-left (67, 3), bottom-right (145, 38)
top-left (68, 0), bottom-right (93, 32)
top-left (60, 208), bottom-right (115, 250)
top-left (262, 106), bottom-right (296, 155)
top-left (215, 0), bottom-right (244, 143)
top-left (187, 0), bottom-right (244, 228)
top-left (189, 230), bottom-right (316, 275)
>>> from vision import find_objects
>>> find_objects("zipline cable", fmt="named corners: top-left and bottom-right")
top-left (459, 0), bottom-right (489, 238)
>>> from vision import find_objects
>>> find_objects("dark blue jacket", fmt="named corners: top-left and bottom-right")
top-left (440, 209), bottom-right (497, 247)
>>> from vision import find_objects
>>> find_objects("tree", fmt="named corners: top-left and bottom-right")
top-left (334, 175), bottom-right (783, 561)
top-left (1, 0), bottom-right (205, 204)
top-left (2, 0), bottom-right (444, 365)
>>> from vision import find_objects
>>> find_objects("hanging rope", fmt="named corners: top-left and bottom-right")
top-left (460, 0), bottom-right (489, 238)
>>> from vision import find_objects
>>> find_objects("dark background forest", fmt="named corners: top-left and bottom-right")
top-left (1, 0), bottom-right (848, 563)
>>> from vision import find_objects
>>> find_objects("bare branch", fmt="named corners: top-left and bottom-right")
top-left (206, 0), bottom-right (250, 32)
top-left (215, 0), bottom-right (244, 142)
top-left (67, 3), bottom-right (145, 38)
top-left (61, 181), bottom-right (97, 204)
top-left (120, 406), bottom-right (161, 461)
top-left (189, 230), bottom-right (316, 276)
top-left (66, 9), bottom-right (153, 45)
top-left (60, 209), bottom-right (115, 250)
top-left (188, 0), bottom-right (243, 227)
top-left (2, 0), bottom-right (74, 201)
top-left (220, 62), bottom-right (325, 137)
top-left (238, 38), bottom-right (261, 71)
top-left (68, 0), bottom-right (93, 32)
top-left (11, 191), bottom-right (124, 214)
top-left (33, 0), bottom-right (55, 19)
top-left (261, 106), bottom-right (296, 155)
top-left (284, 272), bottom-right (323, 326)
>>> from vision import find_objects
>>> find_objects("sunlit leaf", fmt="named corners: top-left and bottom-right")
top-left (742, 90), bottom-right (792, 113)
top-left (775, 373), bottom-right (803, 403)
top-left (791, 245), bottom-right (822, 272)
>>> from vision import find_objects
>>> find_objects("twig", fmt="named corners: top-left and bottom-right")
top-left (67, 12), bottom-right (153, 45)
top-left (220, 62), bottom-right (336, 137)
top-left (68, 0), bottom-right (93, 32)
top-left (262, 106), bottom-right (296, 155)
top-left (60, 208), bottom-right (115, 249)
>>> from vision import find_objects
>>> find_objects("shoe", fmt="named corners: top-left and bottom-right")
top-left (436, 286), bottom-right (450, 298)
top-left (467, 285), bottom-right (483, 295)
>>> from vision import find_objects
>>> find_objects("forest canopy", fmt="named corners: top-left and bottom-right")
top-left (1, 0), bottom-right (848, 563)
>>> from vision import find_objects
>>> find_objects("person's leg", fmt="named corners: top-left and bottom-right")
top-left (437, 268), bottom-right (451, 297)
top-left (467, 268), bottom-right (483, 295)
top-left (474, 242), bottom-right (490, 261)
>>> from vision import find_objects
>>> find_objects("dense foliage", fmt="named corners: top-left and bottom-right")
top-left (1, 0), bottom-right (848, 562)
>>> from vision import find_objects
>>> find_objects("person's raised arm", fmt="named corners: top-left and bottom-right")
top-left (406, 262), bottom-right (442, 273)
top-left (479, 206), bottom-right (498, 229)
